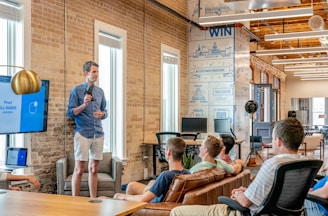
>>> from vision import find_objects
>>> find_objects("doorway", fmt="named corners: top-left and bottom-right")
top-left (253, 84), bottom-right (274, 143)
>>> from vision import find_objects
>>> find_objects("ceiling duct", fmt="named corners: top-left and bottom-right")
top-left (308, 15), bottom-right (328, 47)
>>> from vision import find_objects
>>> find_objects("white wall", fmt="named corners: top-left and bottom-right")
top-left (285, 78), bottom-right (328, 116)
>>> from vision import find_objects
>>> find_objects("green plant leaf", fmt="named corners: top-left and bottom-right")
top-left (182, 153), bottom-right (195, 169)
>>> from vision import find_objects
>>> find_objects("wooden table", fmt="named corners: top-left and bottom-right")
top-left (0, 190), bottom-right (147, 216)
top-left (142, 139), bottom-right (244, 178)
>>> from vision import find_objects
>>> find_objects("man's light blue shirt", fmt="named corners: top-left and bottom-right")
top-left (67, 82), bottom-right (107, 138)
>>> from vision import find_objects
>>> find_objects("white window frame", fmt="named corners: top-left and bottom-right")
top-left (160, 44), bottom-right (180, 132)
top-left (0, 0), bottom-right (31, 172)
top-left (94, 20), bottom-right (127, 159)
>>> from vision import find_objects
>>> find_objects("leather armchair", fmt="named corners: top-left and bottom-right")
top-left (56, 152), bottom-right (122, 197)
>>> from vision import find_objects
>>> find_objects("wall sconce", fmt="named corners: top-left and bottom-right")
top-left (0, 65), bottom-right (41, 94)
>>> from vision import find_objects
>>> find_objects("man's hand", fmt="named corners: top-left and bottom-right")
top-left (27, 176), bottom-right (40, 190)
top-left (235, 159), bottom-right (244, 166)
top-left (113, 193), bottom-right (126, 200)
top-left (9, 186), bottom-right (21, 191)
top-left (231, 186), bottom-right (247, 199)
top-left (93, 110), bottom-right (105, 119)
top-left (84, 94), bottom-right (93, 106)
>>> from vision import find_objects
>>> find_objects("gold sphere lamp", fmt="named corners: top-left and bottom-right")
top-left (0, 65), bottom-right (41, 95)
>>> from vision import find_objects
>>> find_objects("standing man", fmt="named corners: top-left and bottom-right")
top-left (67, 60), bottom-right (107, 198)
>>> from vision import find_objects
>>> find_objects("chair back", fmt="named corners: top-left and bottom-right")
top-left (155, 132), bottom-right (181, 163)
top-left (299, 134), bottom-right (322, 150)
top-left (255, 159), bottom-right (323, 216)
top-left (180, 132), bottom-right (199, 141)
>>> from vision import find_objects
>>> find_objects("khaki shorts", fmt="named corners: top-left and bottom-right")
top-left (74, 132), bottom-right (104, 161)
top-left (170, 204), bottom-right (241, 216)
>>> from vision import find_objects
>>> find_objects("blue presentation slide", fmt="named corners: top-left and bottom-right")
top-left (0, 76), bottom-right (46, 133)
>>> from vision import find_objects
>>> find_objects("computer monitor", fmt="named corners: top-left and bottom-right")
top-left (214, 118), bottom-right (231, 134)
top-left (181, 117), bottom-right (207, 133)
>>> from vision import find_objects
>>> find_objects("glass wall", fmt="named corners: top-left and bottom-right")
top-left (290, 97), bottom-right (327, 127)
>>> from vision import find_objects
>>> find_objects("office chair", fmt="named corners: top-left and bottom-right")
top-left (180, 132), bottom-right (199, 141)
top-left (181, 132), bottom-right (199, 157)
top-left (218, 159), bottom-right (323, 216)
top-left (155, 132), bottom-right (181, 163)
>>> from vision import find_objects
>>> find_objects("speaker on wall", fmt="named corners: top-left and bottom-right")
top-left (288, 111), bottom-right (296, 118)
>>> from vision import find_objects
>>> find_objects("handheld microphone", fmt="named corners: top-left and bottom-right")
top-left (86, 85), bottom-right (95, 101)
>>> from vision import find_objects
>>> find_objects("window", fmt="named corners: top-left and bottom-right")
top-left (272, 76), bottom-right (280, 121)
top-left (0, 0), bottom-right (31, 167)
top-left (161, 44), bottom-right (180, 132)
top-left (94, 20), bottom-right (126, 159)
top-left (273, 76), bottom-right (280, 89)
top-left (312, 97), bottom-right (325, 126)
top-left (260, 72), bottom-right (268, 84)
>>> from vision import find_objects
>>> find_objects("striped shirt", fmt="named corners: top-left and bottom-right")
top-left (244, 154), bottom-right (302, 215)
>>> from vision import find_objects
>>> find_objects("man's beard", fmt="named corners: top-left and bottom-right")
top-left (87, 76), bottom-right (96, 83)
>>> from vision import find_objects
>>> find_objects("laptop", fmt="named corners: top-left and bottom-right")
top-left (0, 148), bottom-right (28, 171)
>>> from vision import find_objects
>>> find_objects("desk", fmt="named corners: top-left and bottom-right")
top-left (142, 139), bottom-right (244, 178)
top-left (0, 190), bottom-right (147, 216)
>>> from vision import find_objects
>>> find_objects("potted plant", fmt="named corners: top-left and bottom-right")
top-left (182, 153), bottom-right (195, 169)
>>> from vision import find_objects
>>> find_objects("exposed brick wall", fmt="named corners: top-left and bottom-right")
top-left (27, 0), bottom-right (283, 194)
top-left (29, 0), bottom-right (188, 193)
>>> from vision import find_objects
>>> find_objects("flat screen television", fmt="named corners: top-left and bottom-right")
top-left (0, 75), bottom-right (50, 134)
top-left (181, 117), bottom-right (207, 133)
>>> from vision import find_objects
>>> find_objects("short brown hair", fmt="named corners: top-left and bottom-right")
top-left (83, 60), bottom-right (99, 73)
top-left (203, 135), bottom-right (223, 158)
top-left (273, 117), bottom-right (304, 151)
top-left (167, 137), bottom-right (186, 161)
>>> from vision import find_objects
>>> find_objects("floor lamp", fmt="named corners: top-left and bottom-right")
top-left (245, 100), bottom-right (263, 164)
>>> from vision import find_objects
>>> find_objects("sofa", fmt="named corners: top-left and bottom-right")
top-left (131, 167), bottom-right (251, 216)
top-left (56, 152), bottom-right (123, 197)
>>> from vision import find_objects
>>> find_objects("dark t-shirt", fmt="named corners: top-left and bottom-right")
top-left (149, 169), bottom-right (190, 203)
